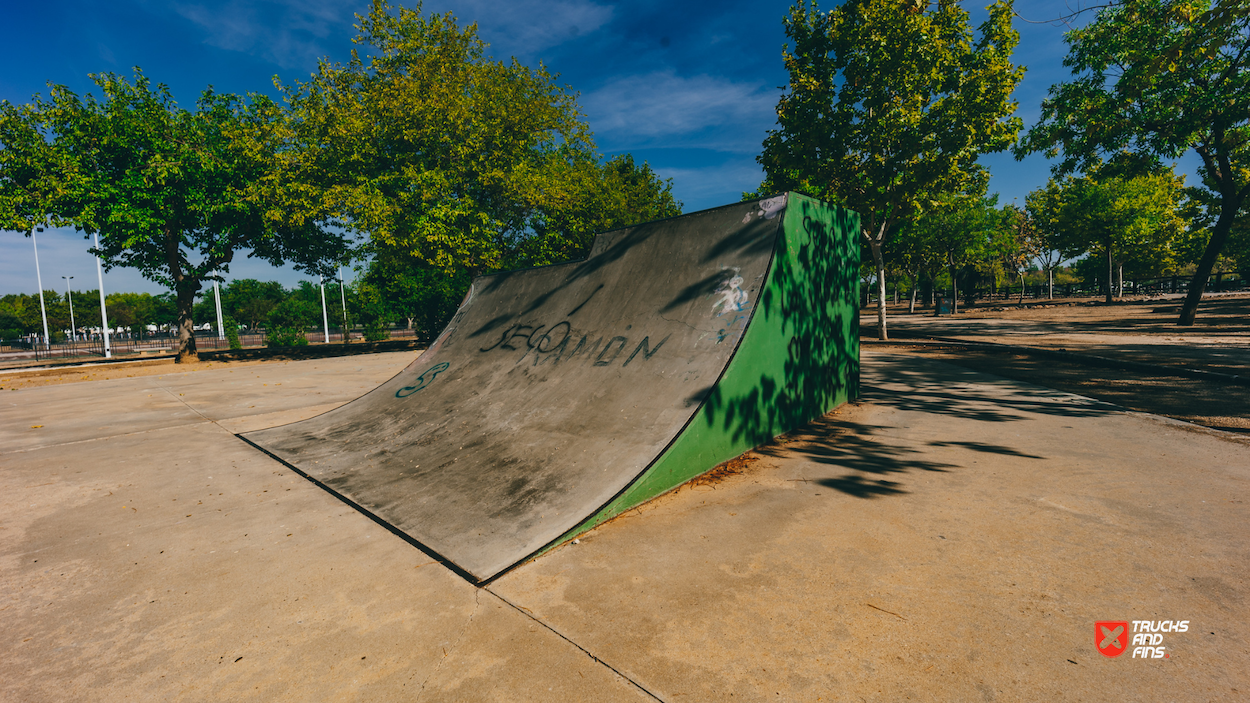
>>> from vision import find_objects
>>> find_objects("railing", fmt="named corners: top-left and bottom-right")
top-left (1, 325), bottom-right (430, 365)
top-left (872, 271), bottom-right (1246, 307)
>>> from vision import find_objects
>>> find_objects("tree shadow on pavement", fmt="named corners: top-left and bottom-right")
top-left (863, 356), bottom-right (1117, 424)
top-left (750, 355), bottom-right (1086, 499)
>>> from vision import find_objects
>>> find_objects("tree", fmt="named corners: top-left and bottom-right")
top-left (282, 1), bottom-right (679, 279)
top-left (1024, 185), bottom-right (1069, 298)
top-left (218, 279), bottom-right (287, 330)
top-left (1017, 0), bottom-right (1250, 323)
top-left (0, 71), bottom-right (354, 361)
top-left (1040, 173), bottom-right (1185, 301)
top-left (755, 0), bottom-right (1024, 339)
top-left (994, 204), bottom-right (1038, 305)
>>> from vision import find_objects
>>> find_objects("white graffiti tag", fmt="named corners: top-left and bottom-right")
top-left (712, 275), bottom-right (748, 316)
top-left (742, 193), bottom-right (788, 223)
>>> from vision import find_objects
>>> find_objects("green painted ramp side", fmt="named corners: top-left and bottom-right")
top-left (549, 193), bottom-right (860, 547)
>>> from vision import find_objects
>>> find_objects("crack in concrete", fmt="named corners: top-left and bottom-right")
top-left (414, 588), bottom-right (482, 701)
top-left (3, 420), bottom-right (215, 455)
top-left (484, 587), bottom-right (666, 702)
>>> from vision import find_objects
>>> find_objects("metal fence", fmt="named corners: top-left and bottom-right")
top-left (0, 325), bottom-right (426, 364)
top-left (880, 271), bottom-right (1246, 306)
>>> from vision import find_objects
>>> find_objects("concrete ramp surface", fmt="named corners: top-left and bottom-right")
top-left (242, 194), bottom-right (859, 582)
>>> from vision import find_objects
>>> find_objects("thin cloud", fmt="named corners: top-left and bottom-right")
top-left (582, 72), bottom-right (778, 151)
top-left (434, 0), bottom-right (614, 57)
top-left (653, 161), bottom-right (767, 211)
top-left (174, 0), bottom-right (363, 69)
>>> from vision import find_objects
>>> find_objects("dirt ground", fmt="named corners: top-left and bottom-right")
top-left (858, 292), bottom-right (1249, 435)
top-left (890, 344), bottom-right (1250, 433)
top-left (0, 356), bottom-right (310, 391)
top-left (875, 291), bottom-right (1249, 336)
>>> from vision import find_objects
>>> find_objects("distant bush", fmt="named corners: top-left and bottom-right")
top-left (224, 317), bottom-right (242, 350)
top-left (0, 328), bottom-right (21, 341)
top-left (362, 322), bottom-right (389, 342)
top-left (267, 298), bottom-right (319, 330)
top-left (266, 327), bottom-right (309, 347)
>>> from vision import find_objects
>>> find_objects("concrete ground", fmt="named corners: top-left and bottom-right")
top-left (863, 294), bottom-right (1250, 376)
top-left (2, 350), bottom-right (1248, 701)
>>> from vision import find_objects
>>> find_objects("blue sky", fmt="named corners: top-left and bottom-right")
top-left (0, 0), bottom-right (1189, 295)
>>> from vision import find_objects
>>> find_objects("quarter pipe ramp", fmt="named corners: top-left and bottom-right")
top-left (241, 193), bottom-right (860, 583)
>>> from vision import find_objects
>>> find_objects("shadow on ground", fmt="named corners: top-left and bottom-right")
top-left (751, 358), bottom-right (1066, 499)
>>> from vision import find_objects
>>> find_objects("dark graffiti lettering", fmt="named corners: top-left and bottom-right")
top-left (567, 284), bottom-right (604, 316)
top-left (479, 325), bottom-right (518, 352)
top-left (594, 336), bottom-right (628, 366)
top-left (563, 336), bottom-right (601, 363)
top-left (395, 362), bottom-right (450, 398)
top-left (535, 321), bottom-right (571, 352)
top-left (480, 319), bottom-right (668, 369)
top-left (622, 334), bottom-right (670, 366)
top-left (537, 334), bottom-right (571, 365)
top-left (524, 325), bottom-right (549, 349)
top-left (501, 325), bottom-right (537, 350)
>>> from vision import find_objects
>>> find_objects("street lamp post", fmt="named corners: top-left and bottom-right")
top-left (32, 231), bottom-right (51, 349)
top-left (213, 275), bottom-right (225, 341)
top-left (62, 276), bottom-right (76, 342)
top-left (319, 275), bottom-right (330, 343)
top-left (93, 232), bottom-right (111, 358)
top-left (338, 267), bottom-right (348, 341)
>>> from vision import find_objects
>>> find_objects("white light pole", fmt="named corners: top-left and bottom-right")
top-left (32, 231), bottom-right (50, 349)
top-left (319, 275), bottom-right (330, 343)
top-left (338, 267), bottom-right (348, 340)
top-left (93, 232), bottom-right (111, 358)
top-left (213, 275), bottom-right (225, 340)
top-left (62, 276), bottom-right (76, 341)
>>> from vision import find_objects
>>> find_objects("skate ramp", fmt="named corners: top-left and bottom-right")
top-left (241, 194), bottom-right (859, 583)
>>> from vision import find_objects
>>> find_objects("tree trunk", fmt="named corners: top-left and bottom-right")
top-left (908, 274), bottom-right (918, 314)
top-left (1018, 272), bottom-right (1025, 305)
top-left (869, 239), bottom-right (888, 340)
top-left (1105, 237), bottom-right (1114, 304)
top-left (1048, 268), bottom-right (1053, 299)
top-left (950, 260), bottom-right (959, 315)
top-left (174, 282), bottom-right (200, 363)
top-left (1179, 205), bottom-right (1237, 325)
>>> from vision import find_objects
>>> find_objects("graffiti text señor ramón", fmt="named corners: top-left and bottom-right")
top-left (479, 320), bottom-right (670, 368)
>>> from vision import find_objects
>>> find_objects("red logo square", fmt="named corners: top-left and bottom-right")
top-left (1096, 621), bottom-right (1129, 657)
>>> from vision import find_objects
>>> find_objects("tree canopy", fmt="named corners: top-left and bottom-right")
top-left (756, 0), bottom-right (1024, 338)
top-left (0, 71), bottom-right (353, 361)
top-left (1017, 0), bottom-right (1250, 323)
top-left (1031, 172), bottom-right (1186, 301)
top-left (282, 0), bottom-right (680, 279)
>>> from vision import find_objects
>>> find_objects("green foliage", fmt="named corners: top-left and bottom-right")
top-left (1030, 172), bottom-right (1186, 297)
top-left (362, 322), bottom-right (390, 342)
top-left (757, 0), bottom-right (1023, 336)
top-left (283, 1), bottom-right (679, 277)
top-left (0, 70), bottom-right (355, 360)
top-left (0, 294), bottom-right (36, 334)
top-left (102, 292), bottom-right (160, 336)
top-left (266, 327), bottom-right (309, 347)
top-left (353, 250), bottom-right (470, 339)
top-left (266, 297), bottom-right (319, 330)
top-left (216, 279), bottom-right (286, 330)
top-left (223, 317), bottom-right (242, 350)
top-left (1017, 0), bottom-right (1250, 322)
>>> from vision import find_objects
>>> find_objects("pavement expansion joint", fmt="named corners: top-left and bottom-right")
top-left (4, 419), bottom-right (216, 455)
top-left (484, 587), bottom-right (666, 702)
top-left (414, 588), bottom-right (482, 701)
